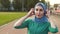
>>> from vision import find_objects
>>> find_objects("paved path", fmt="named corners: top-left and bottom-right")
top-left (0, 15), bottom-right (60, 34)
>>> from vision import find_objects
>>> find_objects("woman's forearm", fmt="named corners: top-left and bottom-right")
top-left (14, 15), bottom-right (28, 27)
top-left (14, 8), bottom-right (34, 27)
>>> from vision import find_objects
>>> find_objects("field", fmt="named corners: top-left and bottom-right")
top-left (0, 12), bottom-right (27, 26)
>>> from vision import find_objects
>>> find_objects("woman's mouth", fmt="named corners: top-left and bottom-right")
top-left (38, 15), bottom-right (40, 16)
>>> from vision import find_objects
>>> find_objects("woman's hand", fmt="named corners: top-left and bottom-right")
top-left (48, 16), bottom-right (56, 28)
top-left (26, 8), bottom-right (35, 18)
top-left (14, 8), bottom-right (35, 27)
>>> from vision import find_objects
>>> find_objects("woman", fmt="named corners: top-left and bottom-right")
top-left (14, 2), bottom-right (58, 34)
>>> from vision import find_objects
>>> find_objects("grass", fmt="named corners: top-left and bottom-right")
top-left (0, 12), bottom-right (27, 26)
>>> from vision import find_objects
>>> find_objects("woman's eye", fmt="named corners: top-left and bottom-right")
top-left (40, 9), bottom-right (43, 11)
top-left (36, 9), bottom-right (38, 11)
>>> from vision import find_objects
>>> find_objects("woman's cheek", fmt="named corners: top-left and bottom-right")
top-left (40, 12), bottom-right (44, 15)
top-left (35, 11), bottom-right (38, 15)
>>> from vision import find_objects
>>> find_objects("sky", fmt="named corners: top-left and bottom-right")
top-left (46, 0), bottom-right (60, 5)
top-left (49, 0), bottom-right (60, 5)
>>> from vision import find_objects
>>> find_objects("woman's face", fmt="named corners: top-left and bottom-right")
top-left (35, 6), bottom-right (44, 18)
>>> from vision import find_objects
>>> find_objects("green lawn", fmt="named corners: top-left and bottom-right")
top-left (0, 12), bottom-right (27, 26)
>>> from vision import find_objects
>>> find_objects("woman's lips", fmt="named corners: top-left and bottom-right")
top-left (38, 14), bottom-right (42, 17)
top-left (38, 15), bottom-right (40, 16)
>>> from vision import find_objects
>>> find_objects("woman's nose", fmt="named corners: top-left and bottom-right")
top-left (38, 11), bottom-right (40, 14)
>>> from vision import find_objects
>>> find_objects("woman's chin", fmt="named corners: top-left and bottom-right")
top-left (36, 16), bottom-right (42, 18)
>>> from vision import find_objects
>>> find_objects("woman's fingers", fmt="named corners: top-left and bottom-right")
top-left (29, 8), bottom-right (34, 14)
top-left (30, 8), bottom-right (35, 15)
top-left (27, 8), bottom-right (35, 17)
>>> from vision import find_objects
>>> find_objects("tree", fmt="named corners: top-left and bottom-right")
top-left (13, 0), bottom-right (22, 11)
top-left (1, 0), bottom-right (10, 8)
top-left (25, 0), bottom-right (39, 11)
top-left (13, 0), bottom-right (39, 11)
top-left (13, 0), bottom-right (46, 11)
top-left (54, 4), bottom-right (58, 8)
top-left (41, 0), bottom-right (45, 4)
top-left (54, 4), bottom-right (58, 10)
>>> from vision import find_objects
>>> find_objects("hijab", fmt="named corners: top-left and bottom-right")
top-left (32, 2), bottom-right (48, 23)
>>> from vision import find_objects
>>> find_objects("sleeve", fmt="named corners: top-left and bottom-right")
top-left (48, 22), bottom-right (58, 33)
top-left (14, 19), bottom-right (29, 29)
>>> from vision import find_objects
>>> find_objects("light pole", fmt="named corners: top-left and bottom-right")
top-left (9, 0), bottom-right (14, 10)
top-left (22, 0), bottom-right (24, 11)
